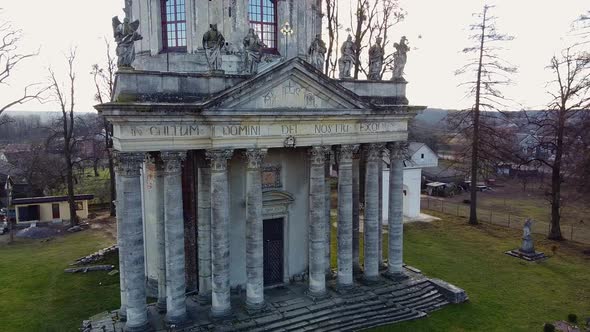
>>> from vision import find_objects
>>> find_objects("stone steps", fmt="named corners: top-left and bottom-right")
top-left (232, 279), bottom-right (450, 332)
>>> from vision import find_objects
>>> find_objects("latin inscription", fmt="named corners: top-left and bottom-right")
top-left (124, 121), bottom-right (403, 139)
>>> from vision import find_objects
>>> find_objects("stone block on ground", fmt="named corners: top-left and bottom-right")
top-left (429, 278), bottom-right (468, 304)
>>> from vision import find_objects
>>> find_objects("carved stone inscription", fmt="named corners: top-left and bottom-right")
top-left (122, 121), bottom-right (404, 139)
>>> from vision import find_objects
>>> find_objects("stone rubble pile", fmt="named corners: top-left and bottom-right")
top-left (71, 245), bottom-right (118, 266)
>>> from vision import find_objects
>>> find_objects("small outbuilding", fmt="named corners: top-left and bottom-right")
top-left (382, 142), bottom-right (439, 219)
top-left (12, 195), bottom-right (94, 224)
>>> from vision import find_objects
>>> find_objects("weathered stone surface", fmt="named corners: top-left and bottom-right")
top-left (386, 142), bottom-right (407, 279)
top-left (429, 278), bottom-right (469, 304)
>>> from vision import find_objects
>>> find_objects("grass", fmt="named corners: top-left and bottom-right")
top-left (363, 212), bottom-right (590, 331)
top-left (1, 212), bottom-right (589, 331)
top-left (0, 230), bottom-right (119, 332)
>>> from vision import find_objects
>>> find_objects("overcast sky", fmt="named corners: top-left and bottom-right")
top-left (0, 0), bottom-right (587, 113)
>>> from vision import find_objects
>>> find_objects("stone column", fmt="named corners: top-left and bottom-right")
top-left (206, 149), bottom-right (234, 317)
top-left (336, 145), bottom-right (358, 288)
top-left (197, 156), bottom-right (212, 303)
top-left (385, 142), bottom-right (408, 280)
top-left (161, 152), bottom-right (189, 327)
top-left (115, 152), bottom-right (151, 332)
top-left (244, 149), bottom-right (267, 310)
top-left (378, 158), bottom-right (383, 267)
top-left (114, 172), bottom-right (127, 321)
top-left (363, 144), bottom-right (383, 282)
top-left (352, 153), bottom-right (361, 273)
top-left (308, 146), bottom-right (329, 297)
top-left (324, 150), bottom-right (332, 274)
top-left (145, 154), bottom-right (167, 313)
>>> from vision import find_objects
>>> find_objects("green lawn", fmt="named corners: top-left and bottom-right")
top-left (1, 213), bottom-right (588, 331)
top-left (367, 212), bottom-right (590, 331)
top-left (0, 231), bottom-right (119, 332)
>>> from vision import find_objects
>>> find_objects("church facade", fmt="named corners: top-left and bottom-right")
top-left (96, 1), bottom-right (465, 331)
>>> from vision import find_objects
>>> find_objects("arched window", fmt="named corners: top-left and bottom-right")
top-left (248, 0), bottom-right (278, 53)
top-left (161, 0), bottom-right (187, 52)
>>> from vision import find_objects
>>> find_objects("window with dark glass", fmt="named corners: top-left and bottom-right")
top-left (161, 0), bottom-right (187, 51)
top-left (248, 0), bottom-right (278, 52)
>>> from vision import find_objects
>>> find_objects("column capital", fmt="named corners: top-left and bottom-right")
top-left (145, 152), bottom-right (165, 172)
top-left (161, 151), bottom-right (187, 174)
top-left (309, 146), bottom-right (331, 166)
top-left (337, 144), bottom-right (360, 163)
top-left (364, 143), bottom-right (385, 162)
top-left (114, 151), bottom-right (144, 177)
top-left (206, 149), bottom-right (234, 171)
top-left (243, 149), bottom-right (268, 170)
top-left (388, 141), bottom-right (409, 161)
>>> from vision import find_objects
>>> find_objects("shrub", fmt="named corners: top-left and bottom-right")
top-left (567, 313), bottom-right (577, 324)
top-left (543, 323), bottom-right (555, 332)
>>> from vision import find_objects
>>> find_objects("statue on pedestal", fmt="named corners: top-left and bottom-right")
top-left (112, 16), bottom-right (143, 68)
top-left (243, 28), bottom-right (265, 75)
top-left (338, 35), bottom-right (356, 79)
top-left (520, 218), bottom-right (534, 253)
top-left (203, 24), bottom-right (226, 72)
top-left (391, 36), bottom-right (409, 81)
top-left (368, 37), bottom-right (384, 80)
top-left (308, 34), bottom-right (327, 71)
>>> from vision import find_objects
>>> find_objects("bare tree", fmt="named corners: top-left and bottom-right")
top-left (454, 5), bottom-right (517, 225)
top-left (0, 10), bottom-right (46, 118)
top-left (523, 48), bottom-right (590, 240)
top-left (48, 49), bottom-right (79, 227)
top-left (324, 0), bottom-right (340, 77)
top-left (350, 0), bottom-right (405, 79)
top-left (91, 40), bottom-right (117, 216)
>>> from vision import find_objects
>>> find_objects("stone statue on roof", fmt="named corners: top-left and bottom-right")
top-left (243, 28), bottom-right (265, 75)
top-left (368, 37), bottom-right (384, 80)
top-left (203, 24), bottom-right (226, 72)
top-left (112, 15), bottom-right (143, 68)
top-left (391, 36), bottom-right (410, 81)
top-left (308, 34), bottom-right (327, 71)
top-left (338, 35), bottom-right (356, 79)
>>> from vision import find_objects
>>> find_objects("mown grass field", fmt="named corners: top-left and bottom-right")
top-left (0, 211), bottom-right (588, 331)
top-left (0, 231), bottom-right (119, 332)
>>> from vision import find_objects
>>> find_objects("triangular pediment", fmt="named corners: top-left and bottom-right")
top-left (204, 57), bottom-right (369, 110)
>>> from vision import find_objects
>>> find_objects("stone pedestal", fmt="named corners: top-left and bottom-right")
top-left (206, 149), bottom-right (234, 317)
top-left (245, 149), bottom-right (267, 310)
top-left (161, 152), bottom-right (189, 327)
top-left (308, 146), bottom-right (329, 297)
top-left (197, 157), bottom-right (212, 303)
top-left (115, 152), bottom-right (152, 332)
top-left (363, 144), bottom-right (383, 282)
top-left (336, 145), bottom-right (358, 288)
top-left (384, 143), bottom-right (407, 280)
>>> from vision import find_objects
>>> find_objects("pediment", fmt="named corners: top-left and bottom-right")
top-left (204, 58), bottom-right (368, 110)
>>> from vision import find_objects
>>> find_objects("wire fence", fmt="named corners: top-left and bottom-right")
top-left (421, 197), bottom-right (590, 245)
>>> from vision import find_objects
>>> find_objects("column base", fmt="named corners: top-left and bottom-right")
top-left (210, 306), bottom-right (232, 319)
top-left (118, 308), bottom-right (127, 322)
top-left (156, 299), bottom-right (167, 313)
top-left (195, 292), bottom-right (212, 305)
top-left (124, 321), bottom-right (153, 332)
top-left (360, 274), bottom-right (382, 286)
top-left (245, 300), bottom-right (266, 313)
top-left (334, 282), bottom-right (354, 294)
top-left (383, 271), bottom-right (409, 282)
top-left (164, 312), bottom-right (190, 329)
top-left (305, 288), bottom-right (329, 301)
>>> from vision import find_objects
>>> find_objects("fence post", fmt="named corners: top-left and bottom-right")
top-left (427, 198), bottom-right (430, 209)
top-left (441, 200), bottom-right (444, 213)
